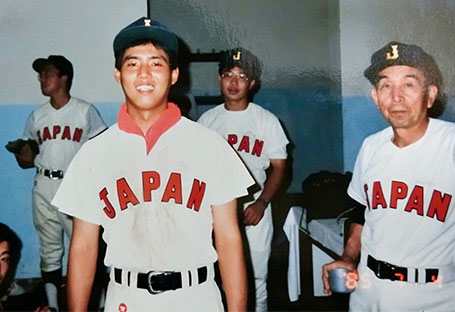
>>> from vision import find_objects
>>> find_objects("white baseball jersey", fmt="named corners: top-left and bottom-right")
top-left (198, 102), bottom-right (289, 187)
top-left (198, 102), bottom-right (288, 312)
top-left (52, 103), bottom-right (254, 271)
top-left (23, 96), bottom-right (106, 273)
top-left (348, 118), bottom-right (455, 310)
top-left (23, 96), bottom-right (107, 171)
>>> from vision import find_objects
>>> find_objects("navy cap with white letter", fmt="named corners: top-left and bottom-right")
top-left (113, 17), bottom-right (178, 57)
top-left (364, 41), bottom-right (442, 87)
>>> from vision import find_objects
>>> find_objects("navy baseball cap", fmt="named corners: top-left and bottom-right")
top-left (113, 17), bottom-right (178, 57)
top-left (364, 41), bottom-right (442, 86)
top-left (219, 47), bottom-right (262, 82)
top-left (32, 55), bottom-right (73, 80)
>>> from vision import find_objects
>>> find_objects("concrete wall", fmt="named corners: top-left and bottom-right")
top-left (340, 0), bottom-right (455, 170)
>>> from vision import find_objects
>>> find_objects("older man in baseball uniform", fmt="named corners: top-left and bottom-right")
top-left (52, 17), bottom-right (254, 312)
top-left (322, 41), bottom-right (455, 311)
top-left (13, 55), bottom-right (106, 311)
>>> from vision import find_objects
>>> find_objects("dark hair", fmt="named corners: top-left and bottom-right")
top-left (114, 39), bottom-right (178, 71)
top-left (0, 223), bottom-right (22, 297)
top-left (56, 66), bottom-right (73, 92)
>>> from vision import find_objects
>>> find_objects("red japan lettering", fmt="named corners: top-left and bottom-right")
top-left (61, 126), bottom-right (72, 140)
top-left (143, 171), bottom-right (160, 202)
top-left (404, 185), bottom-right (424, 216)
top-left (372, 181), bottom-right (387, 209)
top-left (36, 130), bottom-right (42, 144)
top-left (364, 184), bottom-right (371, 210)
top-left (427, 190), bottom-right (451, 222)
top-left (42, 127), bottom-right (51, 141)
top-left (73, 128), bottom-right (83, 142)
top-left (390, 181), bottom-right (408, 209)
top-left (117, 178), bottom-right (139, 210)
top-left (53, 125), bottom-right (61, 139)
top-left (238, 136), bottom-right (250, 153)
top-left (228, 134), bottom-right (238, 145)
top-left (252, 140), bottom-right (264, 157)
top-left (162, 172), bottom-right (183, 204)
top-left (186, 179), bottom-right (206, 212)
top-left (100, 187), bottom-right (116, 219)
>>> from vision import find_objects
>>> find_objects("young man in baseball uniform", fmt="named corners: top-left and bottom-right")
top-left (13, 55), bottom-right (107, 311)
top-left (52, 17), bottom-right (254, 312)
top-left (322, 42), bottom-right (455, 311)
top-left (198, 48), bottom-right (289, 312)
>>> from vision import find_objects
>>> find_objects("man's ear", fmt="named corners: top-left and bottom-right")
top-left (249, 79), bottom-right (256, 90)
top-left (114, 68), bottom-right (121, 84)
top-left (371, 88), bottom-right (379, 108)
top-left (171, 67), bottom-right (179, 86)
top-left (426, 85), bottom-right (438, 109)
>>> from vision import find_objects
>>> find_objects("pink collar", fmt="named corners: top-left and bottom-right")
top-left (118, 102), bottom-right (181, 154)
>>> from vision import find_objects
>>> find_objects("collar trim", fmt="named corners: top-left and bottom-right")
top-left (118, 102), bottom-right (181, 153)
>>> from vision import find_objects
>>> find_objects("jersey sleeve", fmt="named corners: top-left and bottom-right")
top-left (347, 141), bottom-right (368, 206)
top-left (265, 116), bottom-right (289, 159)
top-left (87, 105), bottom-right (107, 139)
top-left (208, 136), bottom-right (255, 206)
top-left (22, 112), bottom-right (36, 140)
top-left (52, 147), bottom-right (103, 225)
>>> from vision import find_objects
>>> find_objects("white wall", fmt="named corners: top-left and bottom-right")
top-left (0, 0), bottom-right (147, 105)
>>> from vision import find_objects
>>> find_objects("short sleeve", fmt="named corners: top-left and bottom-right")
top-left (207, 136), bottom-right (255, 206)
top-left (265, 117), bottom-right (289, 159)
top-left (347, 141), bottom-right (368, 206)
top-left (22, 112), bottom-right (36, 140)
top-left (87, 105), bottom-right (107, 138)
top-left (52, 147), bottom-right (103, 225)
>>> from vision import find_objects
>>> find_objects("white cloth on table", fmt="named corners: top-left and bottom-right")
top-left (283, 206), bottom-right (345, 300)
top-left (283, 206), bottom-right (305, 302)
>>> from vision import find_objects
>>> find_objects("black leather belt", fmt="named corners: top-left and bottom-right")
top-left (36, 168), bottom-right (64, 180)
top-left (367, 255), bottom-right (438, 283)
top-left (114, 266), bottom-right (208, 294)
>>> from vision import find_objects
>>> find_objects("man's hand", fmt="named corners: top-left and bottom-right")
top-left (243, 200), bottom-right (266, 226)
top-left (12, 140), bottom-right (38, 169)
top-left (322, 256), bottom-right (358, 295)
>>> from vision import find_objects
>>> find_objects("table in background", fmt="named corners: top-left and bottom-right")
top-left (283, 206), bottom-right (348, 301)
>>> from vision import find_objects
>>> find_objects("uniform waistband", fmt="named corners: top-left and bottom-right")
top-left (361, 251), bottom-right (455, 284)
top-left (36, 167), bottom-right (64, 180)
top-left (111, 264), bottom-right (214, 294)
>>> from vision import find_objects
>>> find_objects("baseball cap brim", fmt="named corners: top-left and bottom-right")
top-left (32, 58), bottom-right (54, 73)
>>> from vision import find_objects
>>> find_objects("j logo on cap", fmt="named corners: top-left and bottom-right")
top-left (386, 45), bottom-right (399, 60)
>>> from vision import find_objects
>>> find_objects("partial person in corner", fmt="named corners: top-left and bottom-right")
top-left (322, 41), bottom-right (455, 311)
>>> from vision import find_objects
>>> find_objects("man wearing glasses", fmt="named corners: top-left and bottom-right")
top-left (198, 48), bottom-right (289, 312)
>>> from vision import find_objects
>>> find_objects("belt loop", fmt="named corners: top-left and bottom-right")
top-left (417, 267), bottom-right (426, 284)
top-left (407, 267), bottom-right (417, 284)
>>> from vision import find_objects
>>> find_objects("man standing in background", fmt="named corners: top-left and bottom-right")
top-left (13, 55), bottom-right (107, 311)
top-left (198, 48), bottom-right (289, 311)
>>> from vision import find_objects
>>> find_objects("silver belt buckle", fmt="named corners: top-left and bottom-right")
top-left (147, 271), bottom-right (165, 294)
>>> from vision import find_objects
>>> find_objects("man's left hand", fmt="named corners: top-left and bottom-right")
top-left (243, 201), bottom-right (266, 226)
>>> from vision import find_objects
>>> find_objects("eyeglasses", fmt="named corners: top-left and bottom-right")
top-left (221, 71), bottom-right (249, 81)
